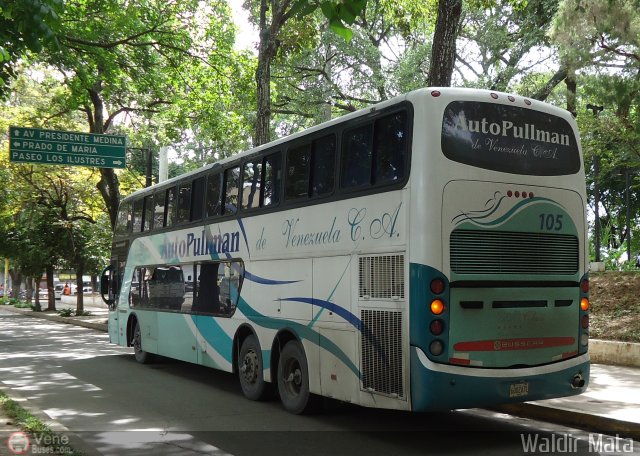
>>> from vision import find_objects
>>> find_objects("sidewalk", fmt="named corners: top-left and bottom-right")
top-left (1, 299), bottom-right (639, 452)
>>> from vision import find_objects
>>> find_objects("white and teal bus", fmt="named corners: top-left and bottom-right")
top-left (102, 87), bottom-right (590, 414)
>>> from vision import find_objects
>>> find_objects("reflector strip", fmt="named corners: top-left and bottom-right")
top-left (449, 357), bottom-right (471, 365)
top-left (454, 336), bottom-right (575, 351)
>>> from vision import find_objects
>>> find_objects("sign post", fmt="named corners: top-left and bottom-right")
top-left (8, 126), bottom-right (126, 168)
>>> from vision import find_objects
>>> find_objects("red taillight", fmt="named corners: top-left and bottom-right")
top-left (431, 90), bottom-right (441, 97)
top-left (430, 319), bottom-right (444, 335)
top-left (581, 314), bottom-right (589, 329)
top-left (430, 278), bottom-right (445, 295)
top-left (580, 279), bottom-right (589, 293)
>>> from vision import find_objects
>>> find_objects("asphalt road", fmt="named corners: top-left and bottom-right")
top-left (1, 309), bottom-right (636, 456)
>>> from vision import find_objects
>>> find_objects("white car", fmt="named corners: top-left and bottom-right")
top-left (54, 284), bottom-right (64, 300)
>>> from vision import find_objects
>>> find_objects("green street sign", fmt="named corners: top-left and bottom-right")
top-left (8, 126), bottom-right (127, 168)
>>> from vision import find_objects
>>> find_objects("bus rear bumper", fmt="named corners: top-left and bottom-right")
top-left (410, 346), bottom-right (590, 411)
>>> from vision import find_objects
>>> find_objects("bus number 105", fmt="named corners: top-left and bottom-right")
top-left (539, 213), bottom-right (563, 231)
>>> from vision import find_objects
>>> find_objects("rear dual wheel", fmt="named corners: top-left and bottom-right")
top-left (277, 340), bottom-right (319, 414)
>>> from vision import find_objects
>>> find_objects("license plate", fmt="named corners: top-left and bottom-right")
top-left (509, 381), bottom-right (529, 398)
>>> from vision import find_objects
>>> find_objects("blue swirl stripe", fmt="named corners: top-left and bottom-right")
top-left (279, 297), bottom-right (362, 330)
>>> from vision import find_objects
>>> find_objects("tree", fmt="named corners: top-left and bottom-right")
top-left (245, 0), bottom-right (368, 145)
top-left (37, 0), bottom-right (237, 227)
top-left (0, 0), bottom-right (63, 97)
top-left (427, 0), bottom-right (462, 86)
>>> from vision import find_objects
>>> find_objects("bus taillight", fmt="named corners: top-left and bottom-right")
top-left (580, 279), bottom-right (589, 293)
top-left (581, 314), bottom-right (589, 329)
top-left (430, 299), bottom-right (445, 315)
top-left (429, 340), bottom-right (444, 356)
top-left (430, 278), bottom-right (445, 295)
top-left (580, 298), bottom-right (589, 311)
top-left (430, 319), bottom-right (444, 335)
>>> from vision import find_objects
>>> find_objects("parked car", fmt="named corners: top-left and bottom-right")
top-left (54, 284), bottom-right (64, 300)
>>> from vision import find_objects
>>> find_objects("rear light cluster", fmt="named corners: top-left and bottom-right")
top-left (506, 190), bottom-right (534, 199)
top-left (429, 277), bottom-right (447, 357)
top-left (579, 276), bottom-right (589, 350)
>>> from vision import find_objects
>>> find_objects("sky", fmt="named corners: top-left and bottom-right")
top-left (229, 3), bottom-right (258, 52)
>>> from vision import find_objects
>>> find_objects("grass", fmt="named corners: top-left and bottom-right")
top-left (0, 391), bottom-right (83, 455)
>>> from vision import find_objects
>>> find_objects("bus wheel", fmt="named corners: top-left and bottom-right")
top-left (277, 340), bottom-right (318, 414)
top-left (132, 321), bottom-right (152, 364)
top-left (238, 334), bottom-right (268, 400)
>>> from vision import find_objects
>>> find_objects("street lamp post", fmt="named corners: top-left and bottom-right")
top-left (625, 168), bottom-right (632, 265)
top-left (586, 103), bottom-right (604, 263)
top-left (127, 147), bottom-right (153, 187)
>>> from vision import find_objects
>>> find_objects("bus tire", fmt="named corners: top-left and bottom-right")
top-left (277, 340), bottom-right (319, 414)
top-left (132, 321), bottom-right (153, 364)
top-left (238, 334), bottom-right (268, 400)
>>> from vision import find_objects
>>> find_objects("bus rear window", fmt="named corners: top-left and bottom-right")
top-left (441, 101), bottom-right (580, 176)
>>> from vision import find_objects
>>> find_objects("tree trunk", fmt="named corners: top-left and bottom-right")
top-left (46, 264), bottom-right (56, 311)
top-left (88, 83), bottom-right (121, 229)
top-left (26, 276), bottom-right (33, 304)
top-left (33, 277), bottom-right (42, 311)
top-left (9, 270), bottom-right (22, 299)
top-left (565, 68), bottom-right (577, 117)
top-left (427, 0), bottom-right (462, 87)
top-left (76, 266), bottom-right (84, 314)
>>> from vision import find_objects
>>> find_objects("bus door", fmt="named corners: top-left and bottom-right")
top-left (312, 255), bottom-right (358, 403)
top-left (102, 240), bottom-right (129, 345)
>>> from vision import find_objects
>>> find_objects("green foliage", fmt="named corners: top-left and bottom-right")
top-left (57, 308), bottom-right (73, 317)
top-left (0, 0), bottom-right (63, 96)
top-left (0, 391), bottom-right (82, 455)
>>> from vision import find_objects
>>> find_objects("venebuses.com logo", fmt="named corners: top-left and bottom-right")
top-left (6, 432), bottom-right (30, 454)
top-left (6, 431), bottom-right (72, 454)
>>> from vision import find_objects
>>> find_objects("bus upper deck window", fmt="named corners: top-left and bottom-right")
top-left (341, 124), bottom-right (373, 189)
top-left (374, 112), bottom-right (407, 184)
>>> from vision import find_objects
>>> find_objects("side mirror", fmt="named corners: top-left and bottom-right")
top-left (100, 265), bottom-right (116, 309)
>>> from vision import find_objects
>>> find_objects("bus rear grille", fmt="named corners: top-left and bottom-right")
top-left (359, 254), bottom-right (405, 300)
top-left (360, 310), bottom-right (404, 398)
top-left (450, 230), bottom-right (578, 275)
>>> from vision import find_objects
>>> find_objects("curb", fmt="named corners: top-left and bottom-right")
top-left (589, 339), bottom-right (640, 368)
top-left (492, 403), bottom-right (640, 441)
top-left (0, 305), bottom-right (107, 332)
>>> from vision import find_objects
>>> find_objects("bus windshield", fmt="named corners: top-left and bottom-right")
top-left (441, 101), bottom-right (581, 176)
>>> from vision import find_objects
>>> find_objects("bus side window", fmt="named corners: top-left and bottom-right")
top-left (242, 160), bottom-right (262, 210)
top-left (311, 134), bottom-right (336, 197)
top-left (191, 177), bottom-right (205, 221)
top-left (263, 152), bottom-right (281, 207)
top-left (205, 173), bottom-right (222, 218)
top-left (165, 187), bottom-right (177, 227)
top-left (143, 195), bottom-right (154, 231)
top-left (177, 183), bottom-right (192, 224)
top-left (285, 144), bottom-right (311, 199)
top-left (223, 167), bottom-right (240, 215)
top-left (341, 124), bottom-right (373, 189)
top-left (193, 262), bottom-right (221, 314)
top-left (131, 199), bottom-right (143, 233)
top-left (114, 201), bottom-right (132, 236)
top-left (374, 111), bottom-right (407, 184)
top-left (221, 261), bottom-right (243, 314)
top-left (154, 191), bottom-right (166, 228)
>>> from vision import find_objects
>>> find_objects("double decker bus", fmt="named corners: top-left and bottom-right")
top-left (102, 87), bottom-right (590, 414)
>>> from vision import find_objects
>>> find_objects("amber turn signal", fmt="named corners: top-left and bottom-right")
top-left (430, 299), bottom-right (445, 315)
top-left (580, 298), bottom-right (589, 311)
